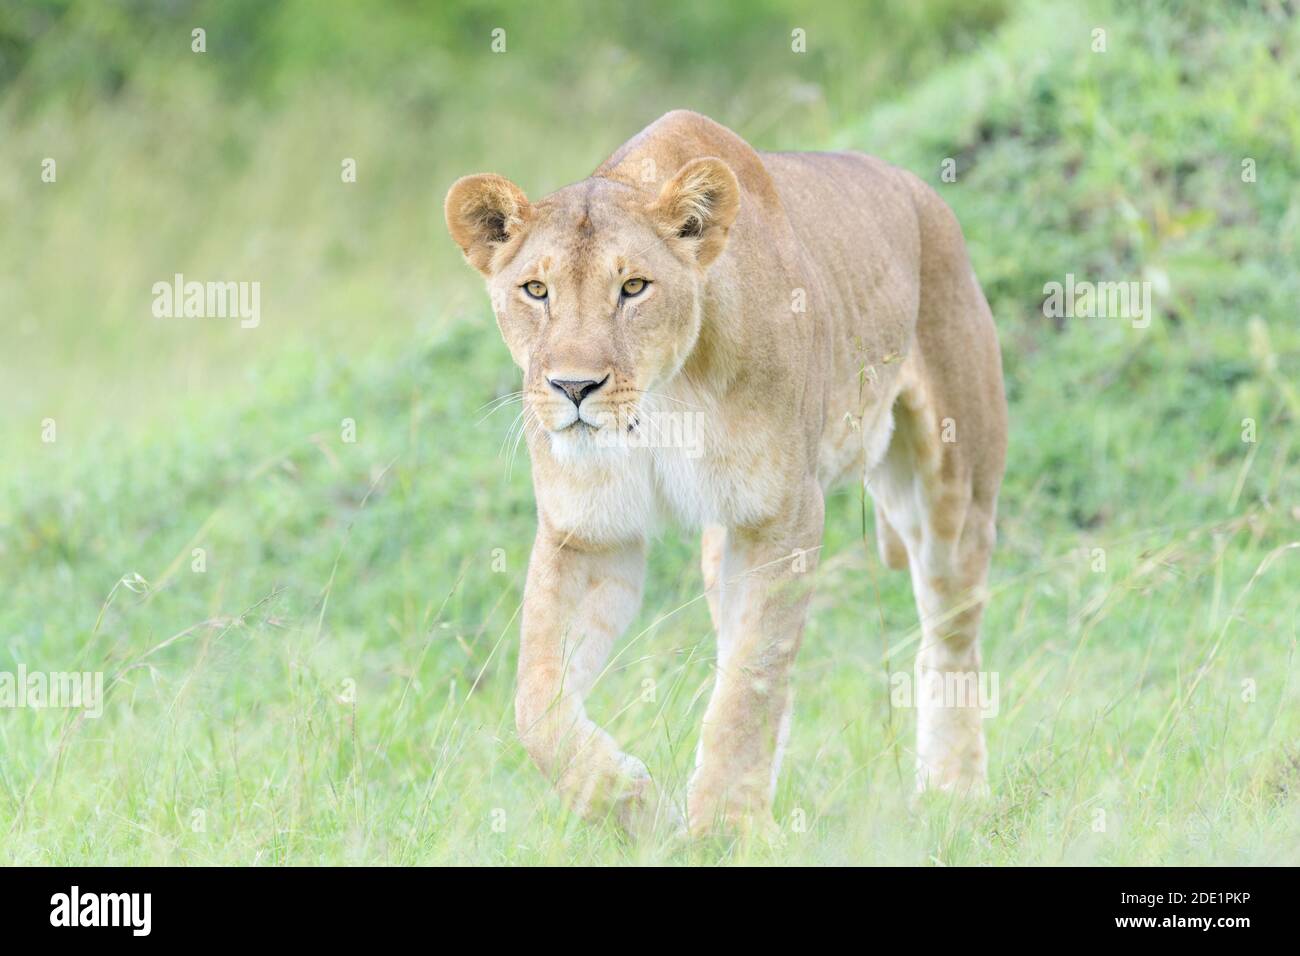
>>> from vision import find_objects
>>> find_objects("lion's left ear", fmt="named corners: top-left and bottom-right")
top-left (648, 157), bottom-right (740, 267)
top-left (444, 173), bottom-right (534, 276)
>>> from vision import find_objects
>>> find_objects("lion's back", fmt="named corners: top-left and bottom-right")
top-left (758, 149), bottom-right (924, 283)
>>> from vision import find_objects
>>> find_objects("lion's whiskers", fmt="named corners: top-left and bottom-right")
top-left (476, 390), bottom-right (525, 426)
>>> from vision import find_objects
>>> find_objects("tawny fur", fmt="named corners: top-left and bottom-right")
top-left (445, 110), bottom-right (1008, 837)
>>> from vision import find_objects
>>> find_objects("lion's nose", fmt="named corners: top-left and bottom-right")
top-left (548, 375), bottom-right (608, 408)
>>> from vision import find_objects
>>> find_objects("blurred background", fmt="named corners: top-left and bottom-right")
top-left (0, 0), bottom-right (1297, 864)
top-left (0, 0), bottom-right (1009, 426)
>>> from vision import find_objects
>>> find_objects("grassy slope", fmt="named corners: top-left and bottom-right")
top-left (2, 0), bottom-right (1298, 864)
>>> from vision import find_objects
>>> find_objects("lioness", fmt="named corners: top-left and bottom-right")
top-left (445, 110), bottom-right (1007, 836)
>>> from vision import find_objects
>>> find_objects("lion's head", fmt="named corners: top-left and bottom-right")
top-left (445, 158), bottom-right (739, 460)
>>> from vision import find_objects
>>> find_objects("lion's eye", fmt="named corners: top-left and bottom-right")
top-left (621, 277), bottom-right (648, 297)
top-left (522, 280), bottom-right (547, 300)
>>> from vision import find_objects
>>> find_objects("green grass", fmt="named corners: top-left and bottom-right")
top-left (1, 0), bottom-right (1298, 864)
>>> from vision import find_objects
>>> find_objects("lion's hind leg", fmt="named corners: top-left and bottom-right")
top-left (868, 389), bottom-right (998, 795)
top-left (874, 506), bottom-right (910, 571)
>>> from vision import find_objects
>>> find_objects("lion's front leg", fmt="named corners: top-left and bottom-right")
top-left (688, 479), bottom-right (824, 837)
top-left (515, 526), bottom-right (676, 836)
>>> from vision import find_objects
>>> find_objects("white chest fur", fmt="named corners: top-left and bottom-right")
top-left (537, 434), bottom-right (779, 543)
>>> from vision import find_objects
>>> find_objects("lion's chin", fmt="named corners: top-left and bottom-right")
top-left (545, 419), bottom-right (631, 467)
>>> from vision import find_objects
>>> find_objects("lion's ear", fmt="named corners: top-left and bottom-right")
top-left (444, 174), bottom-right (533, 275)
top-left (648, 157), bottom-right (740, 268)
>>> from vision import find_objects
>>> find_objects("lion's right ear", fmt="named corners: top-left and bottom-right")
top-left (444, 174), bottom-right (533, 275)
top-left (648, 157), bottom-right (740, 268)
